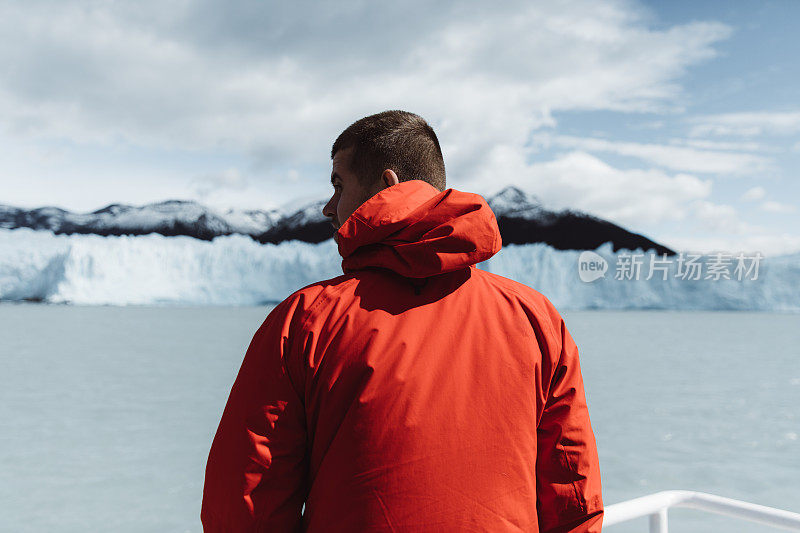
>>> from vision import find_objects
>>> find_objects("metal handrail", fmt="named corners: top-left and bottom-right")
top-left (603, 490), bottom-right (800, 532)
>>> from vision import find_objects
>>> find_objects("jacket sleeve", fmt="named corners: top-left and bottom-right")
top-left (201, 299), bottom-right (308, 532)
top-left (535, 313), bottom-right (603, 533)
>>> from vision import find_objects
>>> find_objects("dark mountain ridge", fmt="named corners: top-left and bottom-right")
top-left (0, 186), bottom-right (674, 255)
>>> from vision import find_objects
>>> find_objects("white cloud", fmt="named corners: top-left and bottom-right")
top-left (664, 234), bottom-right (800, 257)
top-left (6, 0), bottom-right (792, 254)
top-left (0, 0), bottom-right (732, 182)
top-left (532, 133), bottom-right (772, 175)
top-left (467, 148), bottom-right (792, 255)
top-left (469, 148), bottom-right (713, 227)
top-left (190, 168), bottom-right (247, 200)
top-left (689, 112), bottom-right (800, 137)
top-left (691, 200), bottom-right (748, 233)
top-left (741, 186), bottom-right (766, 201)
top-left (668, 138), bottom-right (769, 152)
top-left (760, 200), bottom-right (797, 214)
top-left (654, 206), bottom-right (800, 256)
top-left (739, 188), bottom-right (796, 215)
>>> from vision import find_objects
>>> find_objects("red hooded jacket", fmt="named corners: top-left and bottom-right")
top-left (201, 180), bottom-right (603, 532)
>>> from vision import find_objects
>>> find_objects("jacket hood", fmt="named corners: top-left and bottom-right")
top-left (336, 180), bottom-right (502, 278)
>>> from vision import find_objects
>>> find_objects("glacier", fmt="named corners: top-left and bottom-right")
top-left (1, 228), bottom-right (797, 310)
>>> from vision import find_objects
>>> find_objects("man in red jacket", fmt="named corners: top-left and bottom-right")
top-left (201, 110), bottom-right (604, 532)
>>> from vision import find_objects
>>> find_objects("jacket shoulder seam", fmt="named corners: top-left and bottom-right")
top-left (475, 270), bottom-right (560, 343)
top-left (293, 275), bottom-right (359, 333)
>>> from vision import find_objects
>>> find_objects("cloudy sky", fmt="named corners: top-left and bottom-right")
top-left (2, 0), bottom-right (798, 255)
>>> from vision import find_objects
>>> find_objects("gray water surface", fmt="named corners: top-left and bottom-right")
top-left (1, 304), bottom-right (798, 532)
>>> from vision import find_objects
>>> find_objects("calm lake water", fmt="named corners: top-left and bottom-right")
top-left (1, 303), bottom-right (798, 532)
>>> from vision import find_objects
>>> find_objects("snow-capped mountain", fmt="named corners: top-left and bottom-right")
top-left (486, 186), bottom-right (551, 220)
top-left (0, 200), bottom-right (283, 241)
top-left (486, 187), bottom-right (674, 255)
top-left (0, 186), bottom-right (674, 254)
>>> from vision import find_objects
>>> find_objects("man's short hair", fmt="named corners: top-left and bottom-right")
top-left (331, 110), bottom-right (446, 192)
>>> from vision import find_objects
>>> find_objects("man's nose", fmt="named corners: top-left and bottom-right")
top-left (322, 196), bottom-right (337, 224)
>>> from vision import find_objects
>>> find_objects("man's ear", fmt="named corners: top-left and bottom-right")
top-left (381, 169), bottom-right (400, 189)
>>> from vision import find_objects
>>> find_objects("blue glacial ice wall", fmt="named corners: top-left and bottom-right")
top-left (1, 228), bottom-right (797, 310)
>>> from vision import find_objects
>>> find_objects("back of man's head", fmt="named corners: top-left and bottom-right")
top-left (331, 110), bottom-right (446, 192)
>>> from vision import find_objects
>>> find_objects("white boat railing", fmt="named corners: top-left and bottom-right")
top-left (603, 490), bottom-right (800, 532)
